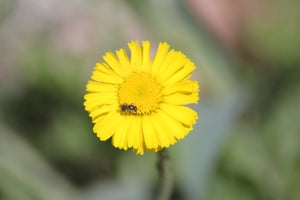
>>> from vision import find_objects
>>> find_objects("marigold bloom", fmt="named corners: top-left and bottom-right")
top-left (84, 41), bottom-right (199, 155)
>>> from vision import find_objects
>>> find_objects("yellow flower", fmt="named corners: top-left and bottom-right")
top-left (84, 41), bottom-right (199, 155)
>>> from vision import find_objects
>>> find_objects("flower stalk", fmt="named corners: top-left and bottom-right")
top-left (157, 149), bottom-right (173, 200)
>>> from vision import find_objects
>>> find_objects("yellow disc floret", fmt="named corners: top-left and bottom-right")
top-left (119, 73), bottom-right (161, 114)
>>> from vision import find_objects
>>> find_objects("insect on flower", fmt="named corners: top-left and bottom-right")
top-left (120, 103), bottom-right (137, 113)
top-left (84, 41), bottom-right (199, 155)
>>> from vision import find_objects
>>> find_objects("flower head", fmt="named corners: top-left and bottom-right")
top-left (84, 41), bottom-right (199, 155)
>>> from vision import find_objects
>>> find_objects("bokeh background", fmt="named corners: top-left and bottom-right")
top-left (0, 0), bottom-right (300, 200)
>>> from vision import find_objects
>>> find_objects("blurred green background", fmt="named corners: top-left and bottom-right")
top-left (0, 0), bottom-right (299, 200)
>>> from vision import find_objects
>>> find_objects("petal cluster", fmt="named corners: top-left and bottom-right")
top-left (84, 41), bottom-right (199, 155)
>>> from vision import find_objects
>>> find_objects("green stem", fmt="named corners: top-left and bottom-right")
top-left (157, 149), bottom-right (173, 200)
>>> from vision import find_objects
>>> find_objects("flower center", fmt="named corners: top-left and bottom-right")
top-left (119, 73), bottom-right (161, 114)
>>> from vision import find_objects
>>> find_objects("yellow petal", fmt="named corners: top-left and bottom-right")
top-left (89, 104), bottom-right (117, 119)
top-left (159, 103), bottom-right (198, 126)
top-left (153, 49), bottom-right (175, 77)
top-left (148, 113), bottom-right (168, 148)
top-left (102, 52), bottom-right (124, 77)
top-left (151, 111), bottom-right (177, 147)
top-left (157, 110), bottom-right (189, 140)
top-left (133, 140), bottom-right (145, 155)
top-left (83, 92), bottom-right (118, 111)
top-left (151, 42), bottom-right (170, 75)
top-left (142, 114), bottom-right (159, 149)
top-left (161, 92), bottom-right (199, 105)
top-left (93, 111), bottom-right (121, 141)
top-left (112, 115), bottom-right (130, 150)
top-left (156, 51), bottom-right (186, 84)
top-left (161, 80), bottom-right (199, 96)
top-left (141, 41), bottom-right (151, 73)
top-left (91, 70), bottom-right (123, 84)
top-left (95, 62), bottom-right (116, 75)
top-left (161, 59), bottom-right (196, 87)
top-left (86, 81), bottom-right (118, 93)
top-left (127, 115), bottom-right (143, 149)
top-left (147, 146), bottom-right (163, 152)
top-left (116, 48), bottom-right (132, 77)
top-left (128, 41), bottom-right (142, 72)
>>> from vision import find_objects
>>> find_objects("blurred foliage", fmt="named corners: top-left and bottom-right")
top-left (207, 84), bottom-right (300, 200)
top-left (0, 0), bottom-right (299, 200)
top-left (244, 0), bottom-right (300, 68)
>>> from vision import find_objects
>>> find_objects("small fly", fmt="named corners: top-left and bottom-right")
top-left (120, 103), bottom-right (137, 113)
